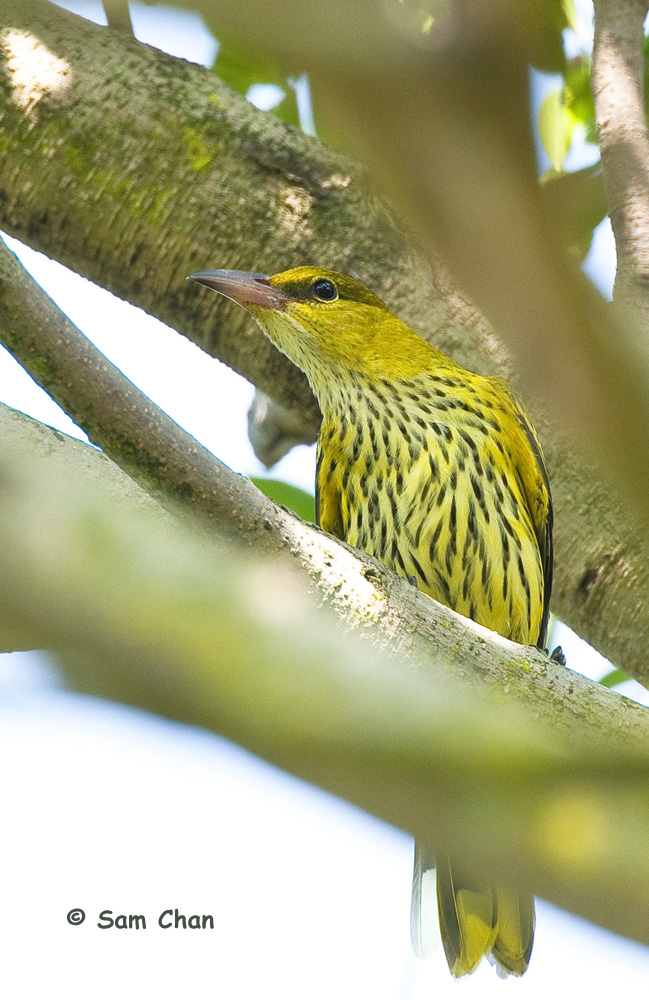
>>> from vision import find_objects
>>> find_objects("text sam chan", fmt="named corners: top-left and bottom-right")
top-left (98, 909), bottom-right (214, 930)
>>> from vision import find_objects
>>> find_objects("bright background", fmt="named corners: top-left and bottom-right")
top-left (1, 2), bottom-right (648, 997)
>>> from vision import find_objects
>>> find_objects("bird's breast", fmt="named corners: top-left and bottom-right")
top-left (317, 376), bottom-right (544, 644)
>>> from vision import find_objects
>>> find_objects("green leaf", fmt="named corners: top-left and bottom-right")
top-left (560, 0), bottom-right (579, 33)
top-left (212, 38), bottom-right (300, 128)
top-left (252, 477), bottom-right (316, 523)
top-left (540, 163), bottom-right (608, 260)
top-left (563, 55), bottom-right (597, 142)
top-left (599, 668), bottom-right (630, 689)
top-left (538, 89), bottom-right (577, 171)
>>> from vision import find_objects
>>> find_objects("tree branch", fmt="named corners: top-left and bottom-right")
top-left (0, 235), bottom-right (291, 544)
top-left (101, 0), bottom-right (134, 37)
top-left (2, 0), bottom-right (649, 686)
top-left (592, 0), bottom-right (649, 322)
top-left (3, 400), bottom-right (649, 946)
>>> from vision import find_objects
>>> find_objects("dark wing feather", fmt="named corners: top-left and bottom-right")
top-left (490, 379), bottom-right (553, 648)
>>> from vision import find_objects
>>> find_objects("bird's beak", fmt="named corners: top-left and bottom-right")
top-left (188, 269), bottom-right (292, 310)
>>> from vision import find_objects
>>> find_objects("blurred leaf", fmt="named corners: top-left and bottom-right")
top-left (528, 0), bottom-right (570, 71)
top-left (564, 55), bottom-right (597, 144)
top-left (252, 477), bottom-right (316, 522)
top-left (386, 0), bottom-right (439, 37)
top-left (599, 668), bottom-right (630, 689)
top-left (541, 163), bottom-right (608, 260)
top-left (560, 0), bottom-right (578, 32)
top-left (212, 38), bottom-right (300, 127)
top-left (538, 89), bottom-right (577, 170)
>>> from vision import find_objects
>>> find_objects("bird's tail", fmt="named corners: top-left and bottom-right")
top-left (410, 843), bottom-right (535, 978)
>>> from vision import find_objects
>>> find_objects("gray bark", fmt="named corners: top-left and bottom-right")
top-left (593, 0), bottom-right (649, 326)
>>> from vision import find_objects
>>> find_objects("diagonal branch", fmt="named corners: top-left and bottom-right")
top-left (0, 236), bottom-right (283, 544)
top-left (3, 401), bottom-right (649, 945)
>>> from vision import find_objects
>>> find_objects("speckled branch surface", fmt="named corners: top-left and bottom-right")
top-left (1, 0), bottom-right (649, 684)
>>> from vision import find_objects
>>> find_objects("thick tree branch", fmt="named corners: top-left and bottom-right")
top-left (5, 397), bottom-right (649, 765)
top-left (3, 401), bottom-right (649, 946)
top-left (592, 0), bottom-right (649, 323)
top-left (2, 1), bottom-right (649, 684)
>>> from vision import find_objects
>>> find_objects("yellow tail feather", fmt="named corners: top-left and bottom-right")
top-left (491, 889), bottom-right (535, 977)
top-left (413, 849), bottom-right (535, 978)
top-left (436, 858), bottom-right (497, 977)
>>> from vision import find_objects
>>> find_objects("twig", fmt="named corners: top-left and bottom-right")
top-left (102, 0), bottom-right (134, 37)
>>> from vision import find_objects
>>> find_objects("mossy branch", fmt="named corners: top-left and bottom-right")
top-left (2, 400), bottom-right (649, 946)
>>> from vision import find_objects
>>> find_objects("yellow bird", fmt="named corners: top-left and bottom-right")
top-left (190, 265), bottom-right (554, 978)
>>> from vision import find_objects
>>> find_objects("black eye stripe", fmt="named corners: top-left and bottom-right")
top-left (312, 278), bottom-right (338, 301)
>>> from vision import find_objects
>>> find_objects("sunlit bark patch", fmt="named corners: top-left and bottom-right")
top-left (0, 28), bottom-right (72, 119)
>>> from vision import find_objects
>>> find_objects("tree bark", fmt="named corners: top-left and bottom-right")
top-left (1, 0), bottom-right (649, 686)
top-left (592, 0), bottom-right (649, 329)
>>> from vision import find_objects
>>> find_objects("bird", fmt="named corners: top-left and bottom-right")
top-left (189, 265), bottom-right (554, 978)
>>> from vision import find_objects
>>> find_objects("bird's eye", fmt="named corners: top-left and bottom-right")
top-left (312, 278), bottom-right (338, 302)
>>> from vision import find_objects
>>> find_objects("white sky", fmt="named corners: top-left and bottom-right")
top-left (1, 2), bottom-right (648, 997)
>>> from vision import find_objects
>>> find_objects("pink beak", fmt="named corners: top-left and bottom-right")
top-left (188, 269), bottom-right (292, 310)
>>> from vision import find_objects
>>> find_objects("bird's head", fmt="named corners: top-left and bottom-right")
top-left (188, 265), bottom-right (434, 401)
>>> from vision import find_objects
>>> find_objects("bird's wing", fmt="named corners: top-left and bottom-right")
top-left (490, 378), bottom-right (553, 649)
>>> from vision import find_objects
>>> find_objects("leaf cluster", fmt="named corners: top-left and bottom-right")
top-left (535, 29), bottom-right (649, 260)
